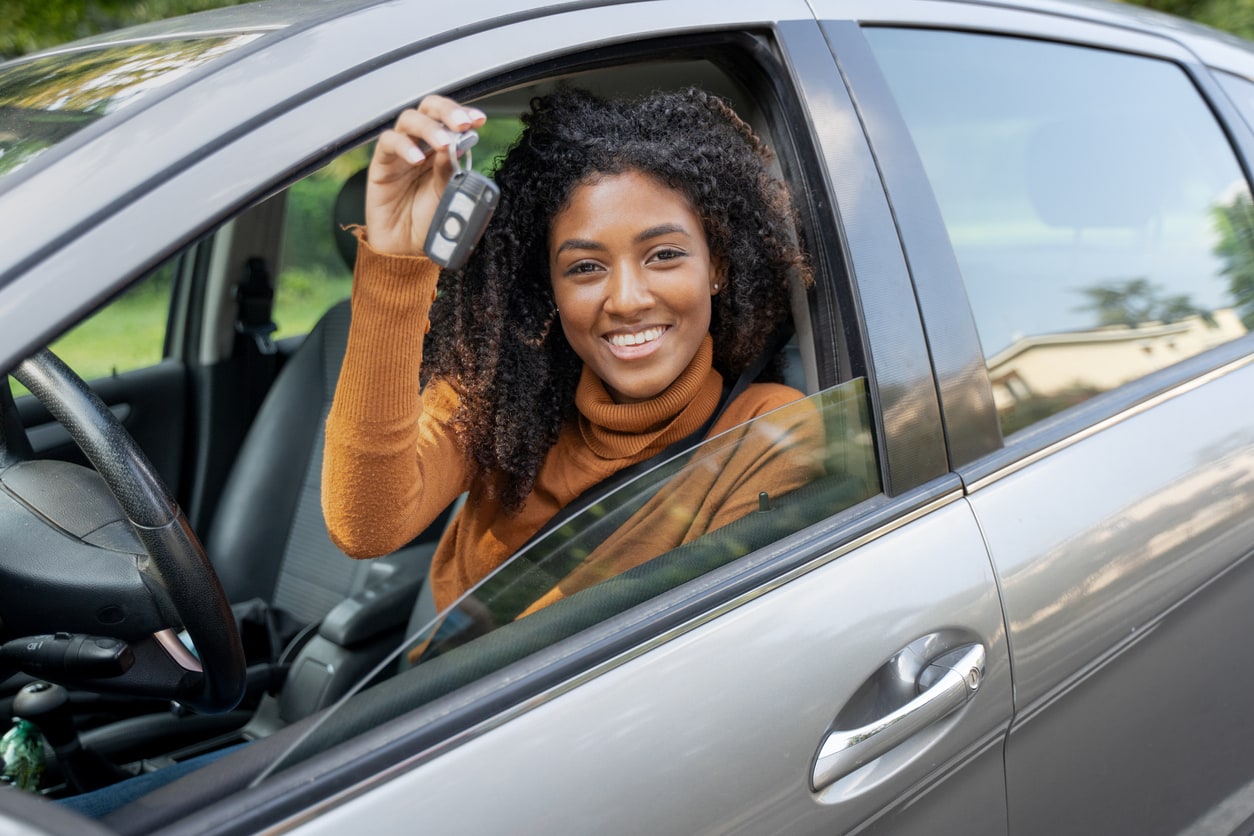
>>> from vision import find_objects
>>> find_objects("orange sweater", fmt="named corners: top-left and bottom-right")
top-left (322, 240), bottom-right (823, 611)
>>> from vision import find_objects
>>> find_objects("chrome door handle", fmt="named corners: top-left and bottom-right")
top-left (811, 643), bottom-right (986, 791)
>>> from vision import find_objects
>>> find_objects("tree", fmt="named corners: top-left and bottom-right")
top-left (1120, 0), bottom-right (1254, 41)
top-left (1212, 190), bottom-right (1254, 329)
top-left (1, 1), bottom-right (252, 60)
top-left (1076, 278), bottom-right (1215, 328)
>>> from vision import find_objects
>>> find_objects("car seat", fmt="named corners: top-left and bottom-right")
top-left (66, 169), bottom-right (446, 767)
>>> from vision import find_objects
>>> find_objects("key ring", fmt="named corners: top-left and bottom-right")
top-left (451, 131), bottom-right (474, 174)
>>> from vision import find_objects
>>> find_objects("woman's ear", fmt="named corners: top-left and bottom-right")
top-left (710, 258), bottom-right (727, 296)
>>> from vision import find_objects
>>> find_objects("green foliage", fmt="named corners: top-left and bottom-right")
top-left (1121, 0), bottom-right (1254, 40)
top-left (273, 266), bottom-right (353, 340)
top-left (1211, 190), bottom-right (1254, 329)
top-left (1, 0), bottom-right (254, 59)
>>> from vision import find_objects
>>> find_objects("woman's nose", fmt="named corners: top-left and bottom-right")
top-left (604, 266), bottom-right (654, 316)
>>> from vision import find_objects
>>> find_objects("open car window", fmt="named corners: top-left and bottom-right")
top-left (272, 377), bottom-right (879, 767)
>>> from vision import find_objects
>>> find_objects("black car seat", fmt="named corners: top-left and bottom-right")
top-left (73, 169), bottom-right (445, 764)
top-left (206, 165), bottom-right (443, 652)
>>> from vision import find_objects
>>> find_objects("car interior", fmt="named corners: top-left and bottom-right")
top-left (0, 40), bottom-right (879, 829)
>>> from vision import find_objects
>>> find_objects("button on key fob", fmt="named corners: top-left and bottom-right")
top-left (423, 132), bottom-right (499, 270)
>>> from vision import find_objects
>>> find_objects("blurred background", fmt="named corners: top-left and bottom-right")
top-left (3, 0), bottom-right (1254, 60)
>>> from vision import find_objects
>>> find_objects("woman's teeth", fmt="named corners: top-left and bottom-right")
top-left (608, 327), bottom-right (666, 347)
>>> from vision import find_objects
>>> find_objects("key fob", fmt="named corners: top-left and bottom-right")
top-left (424, 168), bottom-right (499, 270)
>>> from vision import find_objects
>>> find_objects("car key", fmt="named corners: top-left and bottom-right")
top-left (423, 130), bottom-right (499, 270)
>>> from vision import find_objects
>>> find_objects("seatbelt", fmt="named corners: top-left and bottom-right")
top-left (233, 257), bottom-right (279, 424)
top-left (235, 257), bottom-right (278, 356)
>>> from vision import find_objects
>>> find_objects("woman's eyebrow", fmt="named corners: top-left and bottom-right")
top-left (636, 223), bottom-right (689, 243)
top-left (554, 223), bottom-right (690, 254)
top-left (555, 238), bottom-right (604, 254)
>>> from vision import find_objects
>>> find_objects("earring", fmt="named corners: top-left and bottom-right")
top-left (712, 283), bottom-right (720, 293)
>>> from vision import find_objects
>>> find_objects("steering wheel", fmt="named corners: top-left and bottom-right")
top-left (0, 350), bottom-right (245, 714)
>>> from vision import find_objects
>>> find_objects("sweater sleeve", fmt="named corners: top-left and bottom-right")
top-left (321, 236), bottom-right (471, 558)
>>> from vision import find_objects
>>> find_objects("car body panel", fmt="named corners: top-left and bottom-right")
top-left (283, 498), bottom-right (1011, 836)
top-left (971, 357), bottom-right (1254, 830)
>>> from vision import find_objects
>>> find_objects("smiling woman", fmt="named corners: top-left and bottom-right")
top-left (549, 170), bottom-right (716, 404)
top-left (322, 86), bottom-right (817, 612)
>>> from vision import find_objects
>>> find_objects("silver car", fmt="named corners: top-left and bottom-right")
top-left (2, 0), bottom-right (1253, 833)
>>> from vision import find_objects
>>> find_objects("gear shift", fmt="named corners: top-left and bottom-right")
top-left (13, 681), bottom-right (131, 792)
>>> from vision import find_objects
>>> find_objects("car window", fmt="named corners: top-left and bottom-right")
top-left (385, 379), bottom-right (878, 706)
top-left (865, 29), bottom-right (1254, 437)
top-left (1216, 69), bottom-right (1254, 136)
top-left (272, 149), bottom-right (369, 340)
top-left (0, 35), bottom-right (263, 182)
top-left (272, 122), bottom-right (523, 340)
top-left (9, 257), bottom-right (178, 396)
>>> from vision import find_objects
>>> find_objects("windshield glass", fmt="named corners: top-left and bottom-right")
top-left (0, 34), bottom-right (261, 179)
top-left (257, 377), bottom-right (880, 783)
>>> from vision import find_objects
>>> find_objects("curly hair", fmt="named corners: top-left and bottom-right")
top-left (423, 86), bottom-right (812, 512)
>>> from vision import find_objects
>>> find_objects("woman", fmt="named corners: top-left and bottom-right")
top-left (322, 87), bottom-right (824, 614)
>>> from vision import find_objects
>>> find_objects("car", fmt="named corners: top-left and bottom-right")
top-left (2, 0), bottom-right (1254, 832)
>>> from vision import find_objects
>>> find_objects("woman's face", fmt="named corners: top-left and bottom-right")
top-left (549, 170), bottom-right (718, 404)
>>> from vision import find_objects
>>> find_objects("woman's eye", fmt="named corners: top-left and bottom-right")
top-left (566, 261), bottom-right (601, 276)
top-left (649, 248), bottom-right (686, 264)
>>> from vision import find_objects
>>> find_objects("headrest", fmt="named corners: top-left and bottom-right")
top-left (332, 167), bottom-right (369, 272)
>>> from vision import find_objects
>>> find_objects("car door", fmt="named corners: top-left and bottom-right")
top-left (841, 4), bottom-right (1254, 832)
top-left (0, 2), bottom-right (1011, 833)
top-left (175, 7), bottom-right (1013, 835)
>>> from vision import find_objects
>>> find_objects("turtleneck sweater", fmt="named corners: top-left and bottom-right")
top-left (322, 238), bottom-right (823, 611)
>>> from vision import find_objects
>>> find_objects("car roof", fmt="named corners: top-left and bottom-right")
top-left (8, 0), bottom-right (1252, 69)
top-left (2, 0), bottom-right (1252, 359)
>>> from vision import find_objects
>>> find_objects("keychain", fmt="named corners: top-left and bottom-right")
top-left (423, 130), bottom-right (500, 270)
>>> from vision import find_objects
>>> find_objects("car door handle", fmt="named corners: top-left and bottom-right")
top-left (811, 643), bottom-right (986, 792)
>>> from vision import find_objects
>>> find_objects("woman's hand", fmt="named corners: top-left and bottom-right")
top-left (365, 95), bottom-right (487, 256)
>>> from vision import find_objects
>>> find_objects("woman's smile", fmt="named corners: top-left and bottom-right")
top-left (604, 324), bottom-right (670, 357)
top-left (549, 170), bottom-right (717, 404)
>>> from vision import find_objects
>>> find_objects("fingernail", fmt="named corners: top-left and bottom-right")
top-left (404, 146), bottom-right (425, 165)
top-left (467, 107), bottom-right (486, 122)
top-left (450, 108), bottom-right (471, 127)
top-left (433, 129), bottom-right (453, 148)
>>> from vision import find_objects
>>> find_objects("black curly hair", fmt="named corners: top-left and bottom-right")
top-left (423, 86), bottom-right (812, 512)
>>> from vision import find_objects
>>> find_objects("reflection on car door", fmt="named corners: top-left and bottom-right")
top-left (291, 492), bottom-right (1012, 835)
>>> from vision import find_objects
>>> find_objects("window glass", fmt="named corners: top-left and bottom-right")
top-left (866, 30), bottom-right (1254, 436)
top-left (398, 379), bottom-right (878, 695)
top-left (10, 259), bottom-right (177, 396)
top-left (273, 120), bottom-right (523, 339)
top-left (273, 149), bottom-right (368, 340)
top-left (0, 35), bottom-right (263, 180)
top-left (1216, 70), bottom-right (1254, 136)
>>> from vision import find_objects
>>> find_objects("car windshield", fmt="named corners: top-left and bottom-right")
top-left (255, 378), bottom-right (879, 783)
top-left (0, 34), bottom-right (261, 180)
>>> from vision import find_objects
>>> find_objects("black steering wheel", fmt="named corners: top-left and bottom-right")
top-left (0, 350), bottom-right (245, 714)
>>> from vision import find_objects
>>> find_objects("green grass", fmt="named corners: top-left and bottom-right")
top-left (273, 266), bottom-right (352, 340)
top-left (10, 266), bottom-right (350, 398)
